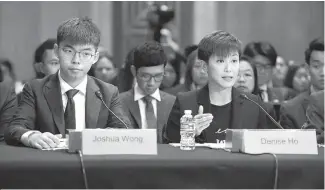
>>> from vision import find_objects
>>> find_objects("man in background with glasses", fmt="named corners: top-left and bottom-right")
top-left (5, 17), bottom-right (130, 149)
top-left (119, 41), bottom-right (176, 143)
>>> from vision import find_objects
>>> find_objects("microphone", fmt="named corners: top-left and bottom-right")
top-left (240, 94), bottom-right (284, 129)
top-left (95, 91), bottom-right (129, 129)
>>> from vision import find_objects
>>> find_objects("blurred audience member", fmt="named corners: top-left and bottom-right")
top-left (234, 55), bottom-right (261, 96)
top-left (243, 41), bottom-right (284, 102)
top-left (280, 38), bottom-right (324, 129)
top-left (283, 64), bottom-right (310, 99)
top-left (118, 47), bottom-right (137, 93)
top-left (88, 52), bottom-right (119, 86)
top-left (0, 59), bottom-right (24, 94)
top-left (234, 55), bottom-right (279, 124)
top-left (160, 58), bottom-right (181, 91)
top-left (0, 79), bottom-right (17, 141)
top-left (34, 39), bottom-right (59, 78)
top-left (272, 56), bottom-right (289, 88)
top-left (302, 90), bottom-right (324, 144)
top-left (165, 49), bottom-right (208, 95)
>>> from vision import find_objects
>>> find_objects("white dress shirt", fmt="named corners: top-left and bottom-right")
top-left (133, 84), bottom-right (161, 129)
top-left (58, 71), bottom-right (87, 131)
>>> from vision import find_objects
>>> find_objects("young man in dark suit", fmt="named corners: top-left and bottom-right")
top-left (280, 38), bottom-right (324, 129)
top-left (166, 30), bottom-right (267, 143)
top-left (119, 41), bottom-right (176, 143)
top-left (5, 17), bottom-right (131, 149)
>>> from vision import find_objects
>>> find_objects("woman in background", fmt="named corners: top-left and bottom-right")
top-left (234, 55), bottom-right (261, 97)
top-left (165, 49), bottom-right (208, 95)
top-left (88, 52), bottom-right (119, 86)
top-left (283, 64), bottom-right (311, 100)
top-left (160, 58), bottom-right (182, 91)
top-left (118, 48), bottom-right (137, 93)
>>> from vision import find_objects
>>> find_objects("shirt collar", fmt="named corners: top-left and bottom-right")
top-left (134, 83), bottom-right (161, 102)
top-left (58, 70), bottom-right (87, 95)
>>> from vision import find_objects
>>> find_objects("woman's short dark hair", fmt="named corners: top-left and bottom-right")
top-left (198, 30), bottom-right (241, 63)
top-left (88, 51), bottom-right (114, 77)
top-left (240, 55), bottom-right (261, 96)
top-left (243, 41), bottom-right (278, 67)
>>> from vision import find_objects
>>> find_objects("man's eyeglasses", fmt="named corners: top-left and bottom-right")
top-left (59, 47), bottom-right (96, 62)
top-left (137, 72), bottom-right (165, 82)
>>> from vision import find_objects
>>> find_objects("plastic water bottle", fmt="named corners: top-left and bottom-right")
top-left (180, 110), bottom-right (195, 150)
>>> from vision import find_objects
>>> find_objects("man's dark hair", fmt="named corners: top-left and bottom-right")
top-left (34, 39), bottom-right (57, 63)
top-left (133, 41), bottom-right (167, 70)
top-left (305, 38), bottom-right (324, 65)
top-left (243, 41), bottom-right (278, 67)
top-left (198, 30), bottom-right (242, 63)
top-left (57, 17), bottom-right (101, 48)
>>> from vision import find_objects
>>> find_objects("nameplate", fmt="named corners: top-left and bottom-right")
top-left (82, 129), bottom-right (157, 155)
top-left (226, 129), bottom-right (318, 154)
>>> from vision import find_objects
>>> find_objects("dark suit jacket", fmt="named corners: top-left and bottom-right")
top-left (5, 74), bottom-right (131, 145)
top-left (119, 89), bottom-right (176, 143)
top-left (303, 90), bottom-right (324, 143)
top-left (166, 85), bottom-right (268, 143)
top-left (0, 82), bottom-right (17, 141)
top-left (279, 91), bottom-right (311, 129)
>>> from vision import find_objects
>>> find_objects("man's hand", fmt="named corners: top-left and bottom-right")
top-left (28, 132), bottom-right (61, 149)
top-left (194, 105), bottom-right (213, 136)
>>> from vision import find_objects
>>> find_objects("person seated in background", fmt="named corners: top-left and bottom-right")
top-left (234, 55), bottom-right (281, 124)
top-left (34, 39), bottom-right (60, 78)
top-left (280, 38), bottom-right (324, 129)
top-left (165, 49), bottom-right (208, 95)
top-left (166, 30), bottom-right (268, 144)
top-left (118, 47), bottom-right (137, 93)
top-left (0, 59), bottom-right (24, 95)
top-left (119, 41), bottom-right (176, 143)
top-left (0, 70), bottom-right (17, 141)
top-left (160, 58), bottom-right (182, 92)
top-left (272, 56), bottom-right (289, 88)
top-left (243, 41), bottom-right (285, 103)
top-left (88, 51), bottom-right (119, 86)
top-left (283, 64), bottom-right (310, 100)
top-left (234, 55), bottom-right (261, 97)
top-left (4, 17), bottom-right (131, 149)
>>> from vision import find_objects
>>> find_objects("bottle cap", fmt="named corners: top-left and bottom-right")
top-left (184, 110), bottom-right (192, 115)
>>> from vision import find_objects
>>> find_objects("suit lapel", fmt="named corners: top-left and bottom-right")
top-left (128, 89), bottom-right (142, 128)
top-left (85, 76), bottom-right (101, 129)
top-left (230, 88), bottom-right (244, 129)
top-left (43, 74), bottom-right (65, 135)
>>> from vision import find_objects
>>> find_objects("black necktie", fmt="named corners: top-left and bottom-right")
top-left (64, 89), bottom-right (79, 134)
top-left (143, 95), bottom-right (157, 129)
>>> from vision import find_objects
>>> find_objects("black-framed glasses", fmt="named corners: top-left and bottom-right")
top-left (137, 72), bottom-right (165, 82)
top-left (59, 46), bottom-right (96, 62)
